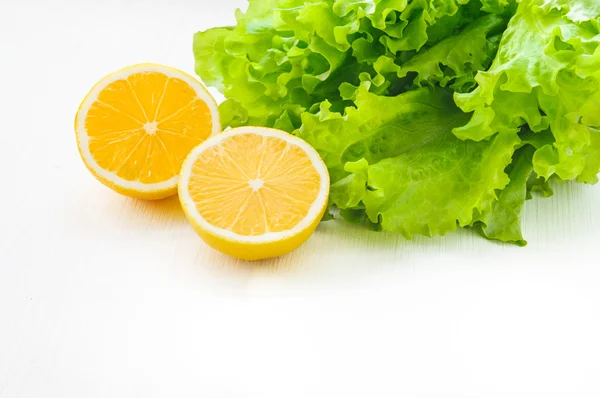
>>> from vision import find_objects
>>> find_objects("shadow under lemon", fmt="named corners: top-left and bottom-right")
top-left (110, 194), bottom-right (188, 231)
top-left (140, 195), bottom-right (187, 224)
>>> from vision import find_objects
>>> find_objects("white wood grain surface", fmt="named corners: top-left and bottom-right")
top-left (1, 1), bottom-right (600, 397)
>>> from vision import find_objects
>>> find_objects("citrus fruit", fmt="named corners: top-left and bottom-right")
top-left (178, 127), bottom-right (330, 261)
top-left (75, 63), bottom-right (220, 200)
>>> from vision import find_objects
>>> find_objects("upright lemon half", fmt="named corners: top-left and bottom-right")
top-left (75, 64), bottom-right (220, 200)
top-left (179, 127), bottom-right (330, 261)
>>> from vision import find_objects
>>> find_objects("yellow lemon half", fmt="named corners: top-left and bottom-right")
top-left (178, 127), bottom-right (330, 261)
top-left (75, 64), bottom-right (220, 200)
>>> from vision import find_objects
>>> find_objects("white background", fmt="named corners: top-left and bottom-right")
top-left (1, 1), bottom-right (600, 397)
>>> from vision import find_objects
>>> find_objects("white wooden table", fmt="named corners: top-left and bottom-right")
top-left (1, 1), bottom-right (599, 396)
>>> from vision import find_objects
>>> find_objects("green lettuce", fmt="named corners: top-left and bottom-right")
top-left (194, 0), bottom-right (600, 245)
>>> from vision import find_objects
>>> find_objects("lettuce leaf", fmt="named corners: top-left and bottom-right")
top-left (474, 146), bottom-right (534, 246)
top-left (298, 86), bottom-right (519, 238)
